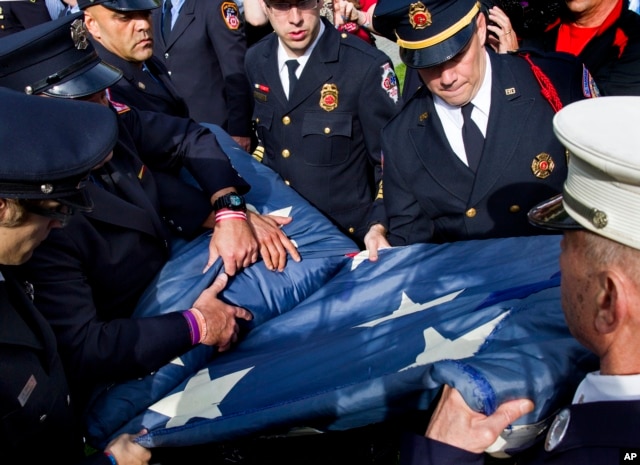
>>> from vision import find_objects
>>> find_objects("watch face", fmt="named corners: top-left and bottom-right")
top-left (230, 194), bottom-right (242, 207)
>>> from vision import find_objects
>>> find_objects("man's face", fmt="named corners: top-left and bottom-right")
top-left (0, 200), bottom-right (64, 265)
top-left (564, 0), bottom-right (610, 16)
top-left (83, 6), bottom-right (154, 63)
top-left (417, 14), bottom-right (487, 107)
top-left (559, 230), bottom-right (599, 353)
top-left (264, 0), bottom-right (321, 58)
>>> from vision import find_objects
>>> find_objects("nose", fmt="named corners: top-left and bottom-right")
top-left (288, 5), bottom-right (303, 23)
top-left (439, 64), bottom-right (457, 87)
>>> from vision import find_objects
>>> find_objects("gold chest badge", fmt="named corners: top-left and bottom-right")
top-left (320, 84), bottom-right (338, 112)
top-left (531, 153), bottom-right (555, 179)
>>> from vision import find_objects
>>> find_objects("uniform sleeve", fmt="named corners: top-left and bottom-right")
top-left (206, 0), bottom-right (254, 137)
top-left (400, 432), bottom-right (485, 465)
top-left (357, 55), bottom-right (402, 228)
top-left (22, 227), bottom-right (193, 387)
top-left (121, 107), bottom-right (250, 197)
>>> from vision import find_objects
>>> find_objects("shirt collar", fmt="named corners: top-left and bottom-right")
top-left (572, 371), bottom-right (640, 404)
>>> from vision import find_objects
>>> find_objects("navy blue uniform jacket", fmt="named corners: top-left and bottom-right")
top-left (0, 269), bottom-right (110, 464)
top-left (400, 400), bottom-right (640, 464)
top-left (94, 39), bottom-right (191, 118)
top-left (382, 49), bottom-right (588, 245)
top-left (152, 0), bottom-right (253, 136)
top-left (18, 104), bottom-right (249, 410)
top-left (0, 0), bottom-right (51, 38)
top-left (246, 18), bottom-right (401, 244)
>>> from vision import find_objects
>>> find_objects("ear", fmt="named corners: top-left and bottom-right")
top-left (476, 11), bottom-right (487, 45)
top-left (83, 11), bottom-right (100, 38)
top-left (0, 198), bottom-right (10, 223)
top-left (594, 270), bottom-right (625, 334)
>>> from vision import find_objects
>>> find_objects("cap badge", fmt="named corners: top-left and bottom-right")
top-left (545, 408), bottom-right (570, 451)
top-left (320, 84), bottom-right (338, 112)
top-left (531, 153), bottom-right (555, 179)
top-left (590, 209), bottom-right (608, 229)
top-left (409, 2), bottom-right (432, 30)
top-left (40, 184), bottom-right (54, 195)
top-left (70, 19), bottom-right (89, 50)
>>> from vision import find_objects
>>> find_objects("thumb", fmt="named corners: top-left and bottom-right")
top-left (133, 429), bottom-right (148, 439)
top-left (206, 272), bottom-right (229, 296)
top-left (491, 398), bottom-right (534, 431)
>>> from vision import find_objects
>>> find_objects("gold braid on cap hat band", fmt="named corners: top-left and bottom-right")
top-left (396, 1), bottom-right (480, 49)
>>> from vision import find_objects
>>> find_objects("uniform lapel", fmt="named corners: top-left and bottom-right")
top-left (259, 35), bottom-right (289, 107)
top-left (409, 95), bottom-right (474, 202)
top-left (471, 51), bottom-right (532, 204)
top-left (164, 0), bottom-right (195, 49)
top-left (0, 273), bottom-right (45, 351)
top-left (84, 148), bottom-right (167, 240)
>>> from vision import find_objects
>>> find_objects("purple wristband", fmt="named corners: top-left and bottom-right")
top-left (182, 310), bottom-right (201, 345)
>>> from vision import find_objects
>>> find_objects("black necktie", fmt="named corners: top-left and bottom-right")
top-left (461, 103), bottom-right (484, 172)
top-left (285, 59), bottom-right (299, 99)
top-left (162, 0), bottom-right (172, 41)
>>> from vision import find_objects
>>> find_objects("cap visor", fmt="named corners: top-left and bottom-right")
top-left (528, 194), bottom-right (582, 231)
top-left (100, 0), bottom-right (160, 10)
top-left (43, 61), bottom-right (122, 99)
top-left (400, 20), bottom-right (475, 69)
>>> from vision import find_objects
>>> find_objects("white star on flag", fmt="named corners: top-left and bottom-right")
top-left (149, 366), bottom-right (253, 428)
top-left (355, 290), bottom-right (465, 328)
top-left (403, 311), bottom-right (510, 370)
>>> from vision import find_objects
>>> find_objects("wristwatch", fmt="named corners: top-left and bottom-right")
top-left (212, 192), bottom-right (247, 212)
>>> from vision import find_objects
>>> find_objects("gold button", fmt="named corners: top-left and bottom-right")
top-left (324, 127), bottom-right (331, 134)
top-left (466, 208), bottom-right (477, 218)
top-left (282, 149), bottom-right (290, 158)
top-left (509, 205), bottom-right (521, 213)
top-left (256, 117), bottom-right (260, 123)
top-left (348, 227), bottom-right (355, 234)
top-left (282, 116), bottom-right (291, 125)
top-left (341, 33), bottom-right (348, 39)
top-left (284, 180), bottom-right (290, 186)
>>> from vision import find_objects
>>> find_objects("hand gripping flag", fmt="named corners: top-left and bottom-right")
top-left (84, 227), bottom-right (596, 456)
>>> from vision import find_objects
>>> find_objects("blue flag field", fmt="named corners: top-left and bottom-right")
top-left (83, 126), bottom-right (597, 455)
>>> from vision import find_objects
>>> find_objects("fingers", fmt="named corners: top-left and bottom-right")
top-left (223, 257), bottom-right (238, 277)
top-left (234, 305), bottom-right (253, 322)
top-left (260, 239), bottom-right (287, 272)
top-left (203, 243), bottom-right (221, 274)
top-left (246, 212), bottom-right (301, 270)
top-left (364, 224), bottom-right (390, 262)
top-left (266, 215), bottom-right (301, 263)
top-left (207, 272), bottom-right (229, 296)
